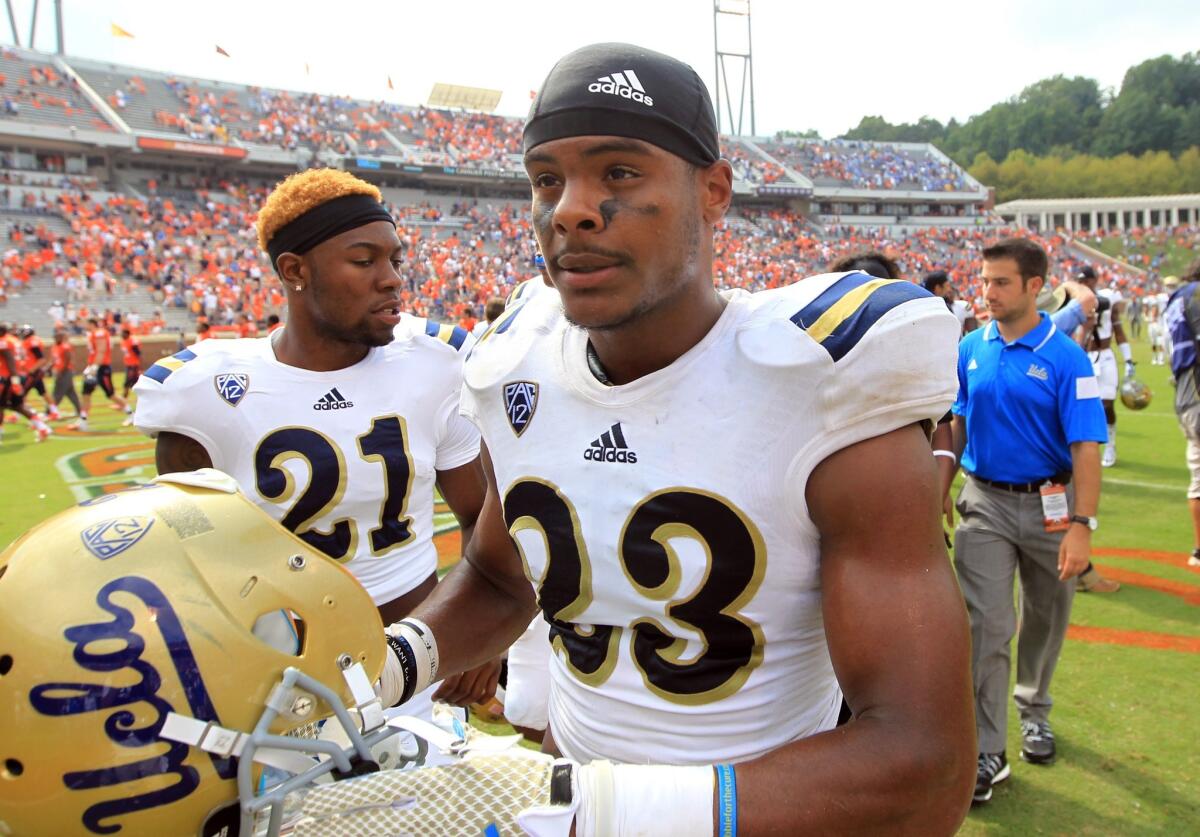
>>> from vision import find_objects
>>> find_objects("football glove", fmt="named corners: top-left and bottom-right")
top-left (285, 751), bottom-right (578, 837)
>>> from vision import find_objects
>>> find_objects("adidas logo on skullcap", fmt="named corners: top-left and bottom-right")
top-left (588, 69), bottom-right (653, 107)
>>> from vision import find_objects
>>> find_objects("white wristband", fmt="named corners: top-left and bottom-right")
top-left (575, 761), bottom-right (714, 837)
top-left (932, 449), bottom-right (956, 462)
top-left (382, 618), bottom-right (439, 706)
top-left (1119, 342), bottom-right (1133, 363)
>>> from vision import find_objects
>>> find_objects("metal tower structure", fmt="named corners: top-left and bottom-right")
top-left (5, 0), bottom-right (66, 54)
top-left (712, 0), bottom-right (755, 136)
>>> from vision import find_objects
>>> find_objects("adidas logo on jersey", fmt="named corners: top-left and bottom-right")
top-left (584, 422), bottom-right (637, 463)
top-left (313, 387), bottom-right (354, 410)
top-left (588, 69), bottom-right (653, 107)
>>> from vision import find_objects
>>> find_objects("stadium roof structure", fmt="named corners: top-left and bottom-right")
top-left (427, 83), bottom-right (503, 113)
top-left (996, 194), bottom-right (1200, 231)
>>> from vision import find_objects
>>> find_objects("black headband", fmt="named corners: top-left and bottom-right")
top-left (266, 193), bottom-right (395, 270)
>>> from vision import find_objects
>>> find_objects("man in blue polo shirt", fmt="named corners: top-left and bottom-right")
top-left (947, 237), bottom-right (1106, 804)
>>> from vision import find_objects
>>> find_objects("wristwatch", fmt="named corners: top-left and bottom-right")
top-left (1070, 514), bottom-right (1098, 531)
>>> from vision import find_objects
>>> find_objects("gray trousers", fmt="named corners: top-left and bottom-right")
top-left (53, 370), bottom-right (81, 413)
top-left (954, 476), bottom-right (1076, 754)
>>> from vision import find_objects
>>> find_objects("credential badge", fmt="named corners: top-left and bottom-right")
top-left (81, 517), bottom-right (155, 560)
top-left (503, 381), bottom-right (538, 437)
top-left (214, 372), bottom-right (249, 406)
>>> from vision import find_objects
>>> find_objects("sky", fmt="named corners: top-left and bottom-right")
top-left (3, 0), bottom-right (1197, 138)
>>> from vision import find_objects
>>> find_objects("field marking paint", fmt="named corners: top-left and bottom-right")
top-left (1066, 625), bottom-right (1200, 654)
top-left (1087, 565), bottom-right (1200, 605)
top-left (1093, 547), bottom-right (1200, 571)
top-left (1102, 477), bottom-right (1185, 492)
top-left (55, 441), bottom-right (156, 502)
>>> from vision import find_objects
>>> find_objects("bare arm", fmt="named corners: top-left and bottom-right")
top-left (409, 441), bottom-right (539, 675)
top-left (932, 419), bottom-right (955, 528)
top-left (431, 455), bottom-right (505, 706)
top-left (435, 456), bottom-right (486, 559)
top-left (154, 430), bottom-right (213, 474)
top-left (735, 423), bottom-right (976, 835)
top-left (1057, 440), bottom-right (1100, 580)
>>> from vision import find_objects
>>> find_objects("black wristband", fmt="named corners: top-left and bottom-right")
top-left (385, 633), bottom-right (418, 707)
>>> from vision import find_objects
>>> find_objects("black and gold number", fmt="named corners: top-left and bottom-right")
top-left (254, 416), bottom-right (416, 561)
top-left (503, 480), bottom-right (766, 705)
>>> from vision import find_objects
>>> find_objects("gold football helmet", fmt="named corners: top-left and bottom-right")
top-left (1120, 377), bottom-right (1152, 410)
top-left (0, 471), bottom-right (387, 836)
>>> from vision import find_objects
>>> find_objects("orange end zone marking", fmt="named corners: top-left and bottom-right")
top-left (1067, 625), bottom-right (1200, 654)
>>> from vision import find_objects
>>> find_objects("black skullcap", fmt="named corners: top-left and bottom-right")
top-left (1075, 265), bottom-right (1096, 280)
top-left (524, 42), bottom-right (720, 166)
top-left (266, 193), bottom-right (394, 271)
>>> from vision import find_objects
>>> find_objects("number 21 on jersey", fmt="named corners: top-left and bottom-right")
top-left (254, 415), bottom-right (415, 561)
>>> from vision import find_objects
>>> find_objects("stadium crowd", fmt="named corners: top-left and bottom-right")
top-left (0, 176), bottom-right (1156, 338)
top-left (763, 138), bottom-right (970, 191)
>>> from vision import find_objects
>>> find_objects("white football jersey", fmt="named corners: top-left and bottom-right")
top-left (134, 319), bottom-right (480, 605)
top-left (1095, 287), bottom-right (1124, 340)
top-left (460, 272), bottom-right (959, 765)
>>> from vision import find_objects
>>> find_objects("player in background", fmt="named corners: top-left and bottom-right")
top-left (471, 296), bottom-right (507, 341)
top-left (266, 313), bottom-right (284, 334)
top-left (48, 329), bottom-right (82, 420)
top-left (74, 317), bottom-right (131, 431)
top-left (119, 327), bottom-right (142, 426)
top-left (375, 42), bottom-right (975, 834)
top-left (19, 324), bottom-right (58, 420)
top-left (1076, 266), bottom-right (1132, 467)
top-left (134, 168), bottom-right (500, 712)
top-left (925, 270), bottom-right (979, 335)
top-left (0, 322), bottom-right (51, 442)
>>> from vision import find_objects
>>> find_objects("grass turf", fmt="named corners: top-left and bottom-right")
top-left (1, 342), bottom-right (1197, 834)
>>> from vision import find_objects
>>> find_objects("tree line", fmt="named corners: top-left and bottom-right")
top-left (829, 52), bottom-right (1200, 202)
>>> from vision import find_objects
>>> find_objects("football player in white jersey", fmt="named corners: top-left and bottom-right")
top-left (133, 169), bottom-right (500, 708)
top-left (1076, 265), bottom-right (1133, 467)
top-left (376, 42), bottom-right (975, 834)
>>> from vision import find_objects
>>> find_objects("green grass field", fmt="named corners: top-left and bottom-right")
top-left (1091, 234), bottom-right (1197, 279)
top-left (1, 337), bottom-right (1196, 835)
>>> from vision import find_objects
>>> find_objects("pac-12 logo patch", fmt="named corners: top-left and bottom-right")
top-left (503, 381), bottom-right (538, 437)
top-left (81, 517), bottom-right (154, 560)
top-left (214, 373), bottom-right (249, 406)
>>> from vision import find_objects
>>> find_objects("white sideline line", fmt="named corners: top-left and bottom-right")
top-left (1103, 477), bottom-right (1185, 492)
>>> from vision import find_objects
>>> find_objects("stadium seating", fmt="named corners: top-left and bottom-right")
top-left (761, 139), bottom-right (968, 192)
top-left (0, 47), bottom-right (113, 133)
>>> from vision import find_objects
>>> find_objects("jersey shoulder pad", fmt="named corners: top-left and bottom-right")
top-left (141, 339), bottom-right (249, 387)
top-left (505, 276), bottom-right (550, 307)
top-left (737, 272), bottom-right (947, 367)
top-left (463, 288), bottom-right (562, 390)
top-left (397, 314), bottom-right (472, 353)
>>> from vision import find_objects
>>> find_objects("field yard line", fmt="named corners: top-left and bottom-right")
top-left (1102, 476), bottom-right (1185, 491)
top-left (1066, 625), bottom-right (1200, 654)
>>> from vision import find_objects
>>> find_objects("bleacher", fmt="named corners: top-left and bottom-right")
top-left (0, 48), bottom-right (113, 133)
top-left (761, 138), bottom-right (969, 192)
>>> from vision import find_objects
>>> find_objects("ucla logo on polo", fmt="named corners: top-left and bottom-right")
top-left (214, 373), bottom-right (249, 407)
top-left (81, 517), bottom-right (154, 560)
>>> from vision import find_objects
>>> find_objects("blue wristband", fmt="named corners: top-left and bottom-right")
top-left (716, 763), bottom-right (738, 837)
